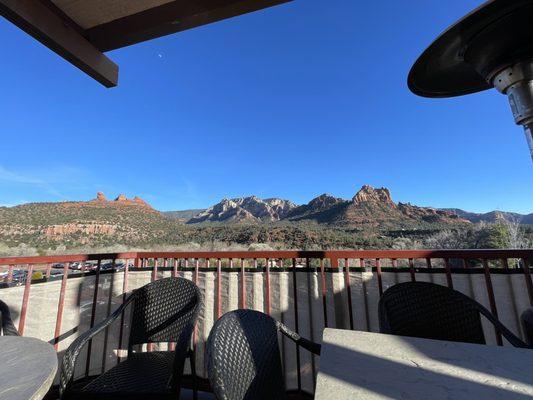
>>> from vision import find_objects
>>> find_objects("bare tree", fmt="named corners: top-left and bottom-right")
top-left (499, 217), bottom-right (531, 268)
top-left (501, 216), bottom-right (531, 249)
top-left (424, 229), bottom-right (467, 249)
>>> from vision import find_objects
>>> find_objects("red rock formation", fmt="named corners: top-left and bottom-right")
top-left (353, 185), bottom-right (396, 208)
top-left (115, 194), bottom-right (127, 202)
top-left (133, 196), bottom-right (151, 207)
top-left (90, 193), bottom-right (152, 208)
top-left (43, 223), bottom-right (117, 238)
top-left (95, 192), bottom-right (107, 201)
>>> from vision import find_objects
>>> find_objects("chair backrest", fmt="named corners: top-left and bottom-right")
top-left (0, 300), bottom-right (19, 336)
top-left (128, 277), bottom-right (202, 352)
top-left (207, 309), bottom-right (286, 400)
top-left (379, 281), bottom-right (486, 344)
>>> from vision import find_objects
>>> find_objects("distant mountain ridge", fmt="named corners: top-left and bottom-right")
top-left (442, 209), bottom-right (533, 225)
top-left (188, 196), bottom-right (296, 224)
top-left (164, 209), bottom-right (205, 222)
top-left (181, 186), bottom-right (470, 228)
top-left (288, 186), bottom-right (471, 227)
top-left (170, 186), bottom-right (532, 226)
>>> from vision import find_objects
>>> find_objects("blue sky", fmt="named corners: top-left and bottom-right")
top-left (0, 0), bottom-right (532, 213)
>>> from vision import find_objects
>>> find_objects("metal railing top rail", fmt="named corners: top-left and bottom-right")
top-left (0, 249), bottom-right (532, 266)
top-left (0, 252), bottom-right (137, 265)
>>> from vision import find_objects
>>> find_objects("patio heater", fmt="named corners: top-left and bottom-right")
top-left (408, 0), bottom-right (533, 162)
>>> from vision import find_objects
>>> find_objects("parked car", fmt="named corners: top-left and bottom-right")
top-left (69, 262), bottom-right (82, 270)
top-left (11, 269), bottom-right (28, 285)
top-left (84, 261), bottom-right (98, 270)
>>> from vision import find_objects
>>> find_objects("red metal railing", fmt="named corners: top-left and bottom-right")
top-left (1, 249), bottom-right (533, 393)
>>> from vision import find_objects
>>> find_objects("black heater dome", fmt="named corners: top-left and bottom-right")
top-left (408, 0), bottom-right (533, 162)
top-left (408, 0), bottom-right (533, 98)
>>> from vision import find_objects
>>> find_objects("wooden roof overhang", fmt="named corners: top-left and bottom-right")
top-left (0, 0), bottom-right (291, 88)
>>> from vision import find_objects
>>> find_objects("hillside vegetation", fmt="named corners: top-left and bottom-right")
top-left (0, 187), bottom-right (531, 256)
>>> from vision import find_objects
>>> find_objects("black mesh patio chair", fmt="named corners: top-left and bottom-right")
top-left (206, 309), bottom-right (321, 400)
top-left (379, 281), bottom-right (530, 348)
top-left (59, 277), bottom-right (202, 400)
top-left (0, 299), bottom-right (19, 336)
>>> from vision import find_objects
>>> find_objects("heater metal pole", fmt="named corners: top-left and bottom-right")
top-left (525, 124), bottom-right (533, 162)
top-left (493, 61), bottom-right (533, 164)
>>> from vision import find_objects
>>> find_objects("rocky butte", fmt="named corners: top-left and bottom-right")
top-left (91, 192), bottom-right (153, 208)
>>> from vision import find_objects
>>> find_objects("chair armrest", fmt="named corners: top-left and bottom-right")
top-left (276, 321), bottom-right (321, 355)
top-left (478, 306), bottom-right (531, 348)
top-left (59, 295), bottom-right (134, 398)
top-left (0, 300), bottom-right (20, 336)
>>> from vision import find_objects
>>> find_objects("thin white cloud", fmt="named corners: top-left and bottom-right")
top-left (0, 165), bottom-right (88, 199)
top-left (0, 166), bottom-right (43, 185)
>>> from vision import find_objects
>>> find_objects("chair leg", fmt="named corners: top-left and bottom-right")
top-left (190, 350), bottom-right (198, 400)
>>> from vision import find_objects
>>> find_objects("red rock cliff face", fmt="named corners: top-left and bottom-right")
top-left (352, 185), bottom-right (396, 208)
top-left (43, 223), bottom-right (117, 238)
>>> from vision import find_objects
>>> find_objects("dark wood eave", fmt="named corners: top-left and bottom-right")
top-left (0, 0), bottom-right (292, 87)
top-left (86, 0), bottom-right (292, 52)
top-left (0, 0), bottom-right (119, 87)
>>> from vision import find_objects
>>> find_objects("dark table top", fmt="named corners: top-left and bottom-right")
top-left (0, 336), bottom-right (58, 400)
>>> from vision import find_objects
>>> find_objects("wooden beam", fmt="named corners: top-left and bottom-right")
top-left (0, 0), bottom-right (118, 87)
top-left (87, 0), bottom-right (292, 52)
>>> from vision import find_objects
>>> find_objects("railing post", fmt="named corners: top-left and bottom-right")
top-left (520, 258), bottom-right (533, 306)
top-left (18, 264), bottom-right (34, 335)
top-left (291, 258), bottom-right (302, 393)
top-left (265, 258), bottom-right (271, 315)
top-left (443, 258), bottom-right (454, 289)
top-left (482, 259), bottom-right (503, 346)
top-left (152, 258), bottom-right (158, 282)
top-left (117, 258), bottom-right (130, 364)
top-left (376, 258), bottom-right (383, 296)
top-left (343, 258), bottom-right (354, 329)
top-left (408, 258), bottom-right (416, 282)
top-left (86, 259), bottom-right (101, 377)
top-left (240, 258), bottom-right (246, 309)
top-left (216, 259), bottom-right (221, 319)
top-left (101, 258), bottom-right (117, 372)
top-left (7, 265), bottom-right (13, 283)
top-left (320, 259), bottom-right (328, 328)
top-left (53, 262), bottom-right (70, 350)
